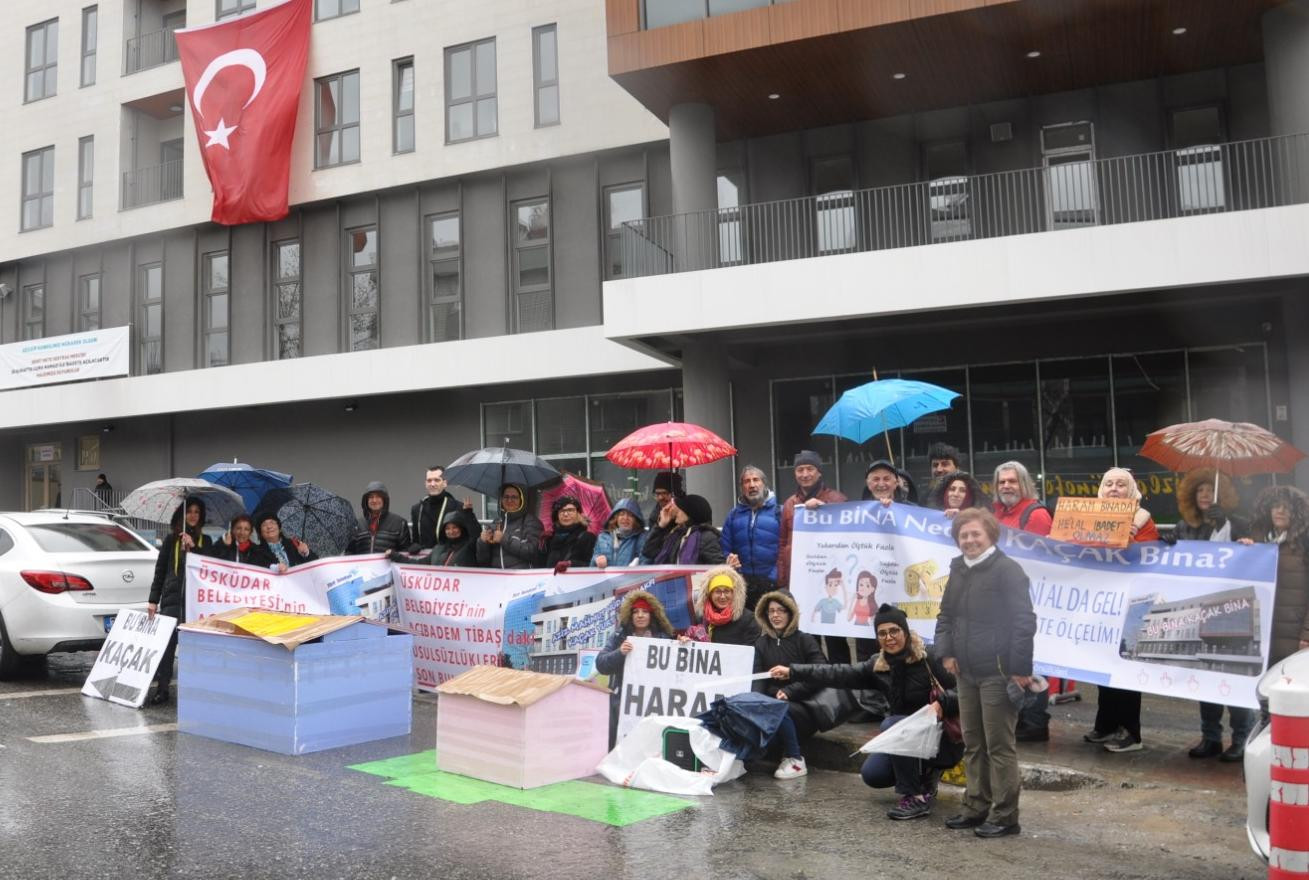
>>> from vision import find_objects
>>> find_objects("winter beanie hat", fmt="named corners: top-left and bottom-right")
top-left (677, 494), bottom-right (713, 526)
top-left (873, 603), bottom-right (909, 634)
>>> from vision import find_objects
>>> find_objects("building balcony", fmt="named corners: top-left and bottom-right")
top-left (124, 27), bottom-right (179, 75)
top-left (618, 133), bottom-right (1309, 280)
top-left (121, 159), bottom-right (184, 210)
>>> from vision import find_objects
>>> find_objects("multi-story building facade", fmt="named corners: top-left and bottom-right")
top-left (4, 0), bottom-right (1308, 527)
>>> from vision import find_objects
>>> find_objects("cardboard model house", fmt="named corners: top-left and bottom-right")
top-left (435, 665), bottom-right (610, 788)
top-left (177, 608), bottom-right (413, 755)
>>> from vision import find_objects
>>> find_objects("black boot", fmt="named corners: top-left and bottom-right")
top-left (149, 684), bottom-right (171, 705)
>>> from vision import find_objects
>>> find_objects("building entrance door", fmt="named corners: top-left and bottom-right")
top-left (1042, 122), bottom-right (1098, 230)
top-left (25, 444), bottom-right (62, 510)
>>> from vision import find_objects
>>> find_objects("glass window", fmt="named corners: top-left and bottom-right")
top-left (969, 363), bottom-right (1040, 491)
top-left (428, 213), bottom-right (461, 342)
top-left (645, 0), bottom-right (706, 29)
top-left (1039, 357), bottom-right (1113, 504)
top-left (898, 368), bottom-right (970, 491)
top-left (273, 240), bottom-right (301, 359)
top-left (812, 156), bottom-right (855, 254)
top-left (79, 274), bottom-right (101, 332)
top-left (533, 24), bottom-right (559, 128)
top-left (1189, 346), bottom-right (1269, 427)
top-left (80, 7), bottom-right (97, 87)
top-left (21, 146), bottom-right (55, 231)
top-left (394, 58), bottom-right (414, 153)
top-left (25, 19), bottom-right (58, 102)
top-left (315, 0), bottom-right (358, 20)
top-left (139, 264), bottom-right (163, 374)
top-left (1113, 351), bottom-right (1188, 523)
top-left (217, 0), bottom-right (256, 19)
top-left (512, 198), bottom-right (551, 332)
top-left (604, 183), bottom-right (644, 279)
top-left (537, 397), bottom-right (587, 456)
top-left (445, 38), bottom-right (496, 142)
top-left (347, 226), bottom-right (379, 350)
top-left (77, 136), bottom-right (94, 220)
top-left (771, 377), bottom-right (836, 493)
top-left (203, 252), bottom-right (229, 367)
top-left (717, 170), bottom-right (744, 265)
top-left (315, 70), bottom-right (360, 168)
top-left (21, 285), bottom-right (45, 341)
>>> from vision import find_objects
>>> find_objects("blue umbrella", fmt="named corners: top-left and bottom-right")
top-left (813, 379), bottom-right (961, 445)
top-left (197, 461), bottom-right (293, 514)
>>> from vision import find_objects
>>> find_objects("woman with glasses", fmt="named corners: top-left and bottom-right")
top-left (771, 603), bottom-right (959, 819)
top-left (934, 507), bottom-right (1037, 839)
top-left (542, 495), bottom-right (596, 569)
top-left (475, 483), bottom-right (543, 569)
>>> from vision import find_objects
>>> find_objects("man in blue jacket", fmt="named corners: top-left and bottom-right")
top-left (722, 465), bottom-right (781, 612)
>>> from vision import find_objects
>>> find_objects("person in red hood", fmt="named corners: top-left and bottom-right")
top-left (990, 461), bottom-right (1051, 535)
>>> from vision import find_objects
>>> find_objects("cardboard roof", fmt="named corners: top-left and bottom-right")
top-left (178, 607), bottom-right (400, 651)
top-left (436, 665), bottom-right (609, 707)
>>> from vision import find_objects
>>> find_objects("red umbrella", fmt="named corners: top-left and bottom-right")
top-left (605, 421), bottom-right (736, 471)
top-left (1139, 419), bottom-right (1305, 477)
top-left (537, 472), bottom-right (613, 537)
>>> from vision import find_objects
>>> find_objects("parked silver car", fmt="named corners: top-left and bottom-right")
top-left (0, 511), bottom-right (157, 678)
top-left (1244, 646), bottom-right (1309, 862)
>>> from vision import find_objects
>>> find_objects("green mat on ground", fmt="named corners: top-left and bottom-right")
top-left (348, 750), bottom-right (696, 826)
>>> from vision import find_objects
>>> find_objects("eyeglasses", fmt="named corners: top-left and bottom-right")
top-left (558, 507), bottom-right (579, 515)
top-left (875, 628), bottom-right (903, 640)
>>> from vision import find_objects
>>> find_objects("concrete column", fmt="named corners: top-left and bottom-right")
top-left (1264, 1), bottom-right (1309, 201)
top-left (681, 341), bottom-right (735, 527)
top-left (668, 103), bottom-right (718, 270)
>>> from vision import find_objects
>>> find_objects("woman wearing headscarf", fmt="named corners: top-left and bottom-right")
top-left (772, 603), bottom-right (960, 820)
top-left (475, 483), bottom-right (543, 569)
top-left (1084, 468), bottom-right (1159, 754)
top-left (1175, 469), bottom-right (1253, 761)
top-left (642, 494), bottom-right (725, 566)
top-left (146, 496), bottom-right (212, 705)
top-left (252, 513), bottom-right (316, 571)
top-left (1241, 485), bottom-right (1309, 666)
top-left (934, 508), bottom-right (1036, 838)
top-left (927, 471), bottom-right (987, 516)
top-left (542, 495), bottom-right (596, 569)
top-left (694, 566), bottom-right (761, 646)
top-left (752, 590), bottom-right (850, 743)
top-left (591, 498), bottom-right (646, 568)
top-left (595, 590), bottom-right (677, 746)
top-left (428, 510), bottom-right (478, 568)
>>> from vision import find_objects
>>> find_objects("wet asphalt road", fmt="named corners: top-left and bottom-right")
top-left (0, 652), bottom-right (1265, 880)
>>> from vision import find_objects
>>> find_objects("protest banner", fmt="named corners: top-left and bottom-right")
top-left (0, 326), bottom-right (130, 390)
top-left (82, 608), bottom-right (177, 707)
top-left (392, 565), bottom-right (705, 690)
top-left (1049, 497), bottom-right (1137, 547)
top-left (184, 553), bottom-right (395, 622)
top-left (791, 501), bottom-right (1278, 709)
top-left (617, 636), bottom-right (755, 741)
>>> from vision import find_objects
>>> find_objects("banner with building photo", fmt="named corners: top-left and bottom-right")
top-left (184, 553), bottom-right (397, 622)
top-left (791, 501), bottom-right (1279, 709)
top-left (392, 565), bottom-right (705, 690)
top-left (0, 326), bottom-right (130, 390)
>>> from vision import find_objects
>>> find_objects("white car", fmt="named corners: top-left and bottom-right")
top-left (0, 511), bottom-right (158, 678)
top-left (1244, 646), bottom-right (1309, 862)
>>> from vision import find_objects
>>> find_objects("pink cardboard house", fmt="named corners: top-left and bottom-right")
top-left (435, 665), bottom-right (610, 789)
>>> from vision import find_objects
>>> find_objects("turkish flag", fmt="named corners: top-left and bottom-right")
top-left (176, 0), bottom-right (311, 225)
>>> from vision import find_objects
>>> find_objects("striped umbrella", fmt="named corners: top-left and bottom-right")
top-left (1139, 419), bottom-right (1305, 477)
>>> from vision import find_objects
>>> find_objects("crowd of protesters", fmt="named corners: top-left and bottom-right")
top-left (148, 445), bottom-right (1309, 838)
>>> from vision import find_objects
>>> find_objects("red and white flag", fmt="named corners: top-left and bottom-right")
top-left (176, 0), bottom-right (311, 225)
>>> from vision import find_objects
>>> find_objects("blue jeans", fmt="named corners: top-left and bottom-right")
top-left (1199, 702), bottom-right (1255, 743)
top-left (768, 713), bottom-right (802, 758)
top-left (860, 715), bottom-right (928, 797)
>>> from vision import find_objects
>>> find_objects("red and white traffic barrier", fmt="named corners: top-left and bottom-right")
top-left (1270, 674), bottom-right (1309, 880)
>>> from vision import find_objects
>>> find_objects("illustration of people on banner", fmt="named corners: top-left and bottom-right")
top-left (789, 501), bottom-right (1278, 709)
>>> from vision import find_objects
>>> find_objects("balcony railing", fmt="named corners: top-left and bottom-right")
top-left (617, 132), bottom-right (1309, 279)
top-left (121, 160), bottom-right (183, 210)
top-left (124, 27), bottom-right (179, 74)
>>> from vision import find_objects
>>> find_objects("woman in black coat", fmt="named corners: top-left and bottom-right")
top-left (542, 495), bottom-right (597, 568)
top-left (204, 515), bottom-right (263, 564)
top-left (251, 513), bottom-right (317, 570)
top-left (147, 496), bottom-right (213, 704)
top-left (752, 590), bottom-right (848, 741)
top-left (428, 510), bottom-right (478, 568)
top-left (594, 589), bottom-right (677, 747)
top-left (773, 603), bottom-right (959, 820)
top-left (642, 494), bottom-right (725, 566)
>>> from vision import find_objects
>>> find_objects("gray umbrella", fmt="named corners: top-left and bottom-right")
top-left (443, 444), bottom-right (560, 498)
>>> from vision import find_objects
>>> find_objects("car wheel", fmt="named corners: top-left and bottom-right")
top-left (0, 612), bottom-right (23, 680)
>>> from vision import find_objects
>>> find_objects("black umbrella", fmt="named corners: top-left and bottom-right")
top-left (443, 444), bottom-right (560, 498)
top-left (255, 483), bottom-right (357, 557)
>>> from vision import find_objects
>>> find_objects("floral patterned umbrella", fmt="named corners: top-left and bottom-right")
top-left (120, 478), bottom-right (245, 526)
top-left (604, 421), bottom-right (736, 471)
top-left (1139, 419), bottom-right (1305, 477)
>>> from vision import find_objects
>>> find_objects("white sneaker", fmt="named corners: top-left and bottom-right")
top-left (774, 756), bottom-right (807, 779)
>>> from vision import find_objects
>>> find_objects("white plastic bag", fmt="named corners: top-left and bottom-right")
top-left (857, 703), bottom-right (943, 759)
top-left (596, 714), bottom-right (746, 796)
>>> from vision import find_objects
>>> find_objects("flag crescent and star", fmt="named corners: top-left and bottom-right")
top-left (175, 0), bottom-right (311, 225)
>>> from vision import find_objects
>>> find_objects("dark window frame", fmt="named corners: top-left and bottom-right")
top-left (80, 6), bottom-right (97, 87)
top-left (25, 18), bottom-right (58, 103)
top-left (510, 197), bottom-right (552, 333)
top-left (426, 211), bottom-right (462, 342)
top-left (138, 262), bottom-right (164, 375)
top-left (78, 273), bottom-right (101, 332)
top-left (345, 225), bottom-right (380, 351)
top-left (314, 69), bottom-right (361, 169)
top-left (603, 182), bottom-right (645, 280)
top-left (77, 135), bottom-right (94, 220)
top-left (216, 0), bottom-right (256, 19)
top-left (532, 24), bottom-right (559, 128)
top-left (21, 145), bottom-right (55, 231)
top-left (271, 239), bottom-right (302, 359)
top-left (393, 57), bottom-right (415, 154)
top-left (201, 251), bottom-right (230, 368)
top-left (314, 0), bottom-right (359, 21)
top-left (444, 37), bottom-right (497, 143)
top-left (21, 283), bottom-right (45, 341)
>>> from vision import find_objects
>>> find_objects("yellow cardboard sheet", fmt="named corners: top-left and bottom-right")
top-left (229, 610), bottom-right (327, 638)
